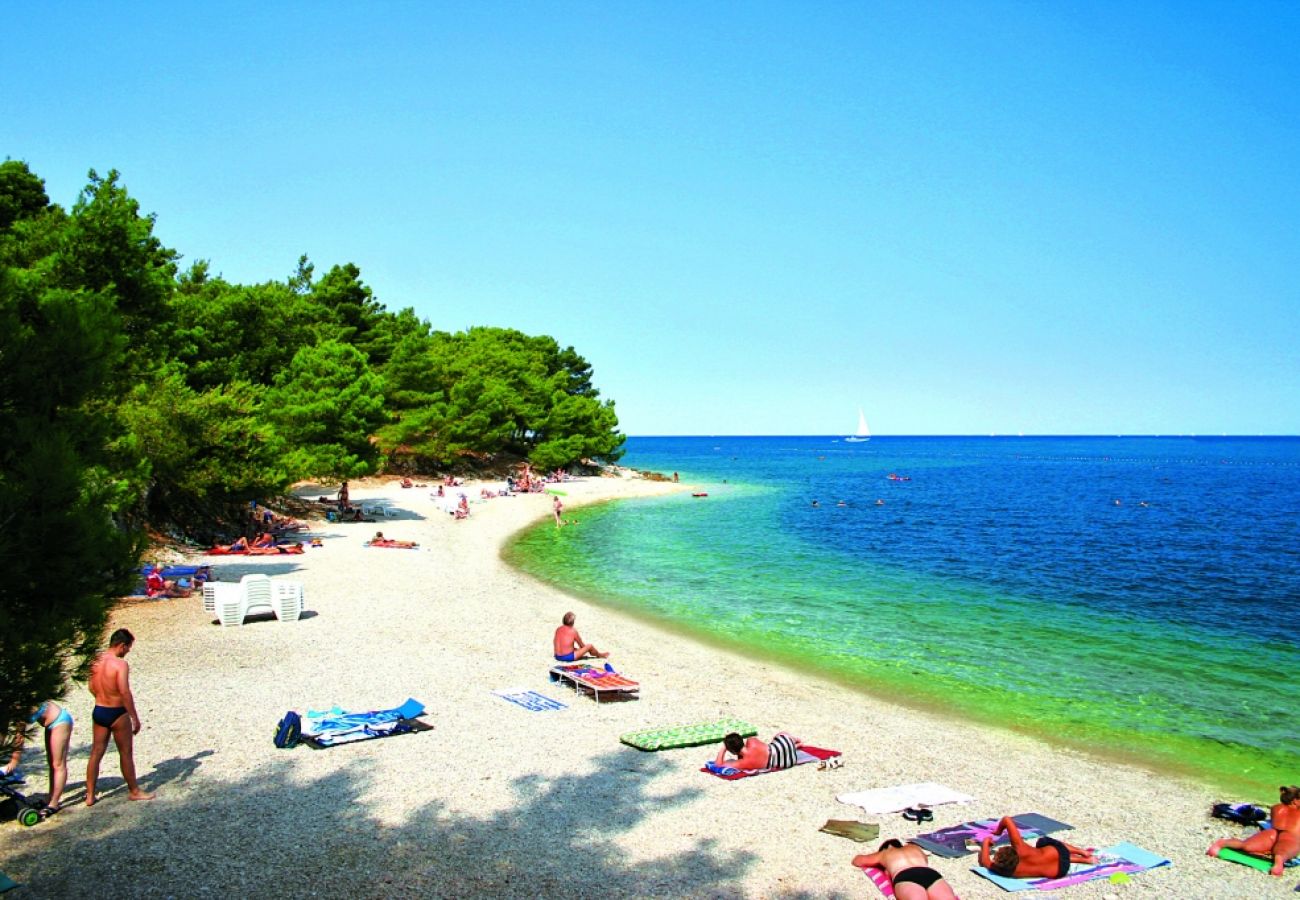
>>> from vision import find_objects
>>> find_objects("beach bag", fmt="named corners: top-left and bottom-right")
top-left (1211, 802), bottom-right (1268, 826)
top-left (273, 711), bottom-right (302, 749)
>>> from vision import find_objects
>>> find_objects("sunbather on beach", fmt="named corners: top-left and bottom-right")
top-left (553, 611), bottom-right (609, 661)
top-left (251, 532), bottom-right (275, 548)
top-left (713, 731), bottom-right (801, 771)
top-left (980, 815), bottom-right (1096, 879)
top-left (211, 536), bottom-right (249, 553)
top-left (369, 532), bottom-right (417, 549)
top-left (852, 839), bottom-right (958, 899)
top-left (2, 700), bottom-right (74, 815)
top-left (1208, 785), bottom-right (1300, 875)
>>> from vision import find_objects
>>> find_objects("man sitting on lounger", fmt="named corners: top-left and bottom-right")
top-left (980, 815), bottom-right (1097, 879)
top-left (853, 839), bottom-right (958, 900)
top-left (553, 611), bottom-right (609, 661)
top-left (713, 731), bottom-right (802, 771)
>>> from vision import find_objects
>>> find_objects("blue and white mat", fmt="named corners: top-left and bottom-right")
top-left (492, 687), bottom-right (568, 712)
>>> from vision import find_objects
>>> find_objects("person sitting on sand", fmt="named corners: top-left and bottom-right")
top-left (2, 699), bottom-right (74, 817)
top-left (1209, 785), bottom-right (1300, 876)
top-left (713, 730), bottom-right (802, 771)
top-left (852, 839), bottom-right (958, 899)
top-left (145, 565), bottom-right (192, 598)
top-left (553, 611), bottom-right (609, 661)
top-left (251, 532), bottom-right (275, 548)
top-left (369, 531), bottom-right (417, 549)
top-left (979, 815), bottom-right (1096, 879)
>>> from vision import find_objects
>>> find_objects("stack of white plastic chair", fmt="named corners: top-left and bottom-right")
top-left (206, 582), bottom-right (244, 627)
top-left (239, 574), bottom-right (274, 622)
top-left (271, 580), bottom-right (305, 622)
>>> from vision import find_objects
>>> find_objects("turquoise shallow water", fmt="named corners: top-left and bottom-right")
top-left (505, 436), bottom-right (1300, 793)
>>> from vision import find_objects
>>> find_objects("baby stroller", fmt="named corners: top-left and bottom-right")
top-left (0, 770), bottom-right (47, 827)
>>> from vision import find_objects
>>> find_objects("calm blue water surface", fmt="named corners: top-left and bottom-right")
top-left (506, 436), bottom-right (1300, 791)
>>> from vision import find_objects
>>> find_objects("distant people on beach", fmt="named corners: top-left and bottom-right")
top-left (86, 629), bottom-right (154, 806)
top-left (979, 816), bottom-right (1096, 879)
top-left (337, 481), bottom-right (350, 511)
top-left (2, 700), bottom-right (74, 817)
top-left (713, 731), bottom-right (802, 771)
top-left (145, 565), bottom-right (192, 598)
top-left (213, 536), bottom-right (249, 553)
top-left (1208, 785), bottom-right (1300, 876)
top-left (673, 472), bottom-right (679, 482)
top-left (852, 839), bottom-right (958, 899)
top-left (553, 494), bottom-right (564, 527)
top-left (553, 611), bottom-right (609, 661)
top-left (370, 532), bottom-right (417, 549)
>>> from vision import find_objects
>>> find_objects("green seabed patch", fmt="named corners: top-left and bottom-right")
top-left (503, 500), bottom-right (1298, 798)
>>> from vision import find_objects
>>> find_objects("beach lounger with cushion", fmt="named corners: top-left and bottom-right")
top-left (549, 663), bottom-right (640, 702)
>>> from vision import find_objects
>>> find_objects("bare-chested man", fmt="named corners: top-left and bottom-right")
top-left (979, 815), bottom-right (1095, 879)
top-left (86, 628), bottom-right (154, 806)
top-left (713, 731), bottom-right (802, 771)
top-left (853, 840), bottom-right (957, 900)
top-left (553, 611), bottom-right (609, 661)
top-left (1209, 785), bottom-right (1300, 876)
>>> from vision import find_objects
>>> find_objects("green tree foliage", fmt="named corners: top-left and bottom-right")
top-left (55, 170), bottom-right (177, 353)
top-left (115, 370), bottom-right (290, 520)
top-left (172, 270), bottom-right (325, 389)
top-left (265, 340), bottom-right (387, 479)
top-left (0, 160), bottom-right (51, 231)
top-left (378, 326), bottom-right (623, 469)
top-left (0, 267), bottom-right (139, 742)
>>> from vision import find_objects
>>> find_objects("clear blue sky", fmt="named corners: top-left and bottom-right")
top-left (7, 2), bottom-right (1298, 435)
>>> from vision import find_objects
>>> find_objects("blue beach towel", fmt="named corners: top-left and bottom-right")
top-left (301, 698), bottom-right (427, 748)
top-left (492, 688), bottom-right (568, 712)
top-left (972, 841), bottom-right (1170, 892)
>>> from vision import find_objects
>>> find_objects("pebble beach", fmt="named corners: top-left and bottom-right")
top-left (0, 474), bottom-right (1292, 898)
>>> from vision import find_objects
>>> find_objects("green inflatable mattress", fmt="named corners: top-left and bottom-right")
top-left (620, 717), bottom-right (757, 751)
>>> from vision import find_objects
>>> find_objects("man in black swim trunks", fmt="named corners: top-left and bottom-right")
top-left (980, 815), bottom-right (1096, 879)
top-left (86, 629), bottom-right (154, 806)
top-left (852, 839), bottom-right (957, 899)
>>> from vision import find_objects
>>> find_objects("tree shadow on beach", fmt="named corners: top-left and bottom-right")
top-left (0, 745), bottom-right (764, 898)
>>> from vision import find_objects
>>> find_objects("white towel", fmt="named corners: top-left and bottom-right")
top-left (836, 782), bottom-right (974, 814)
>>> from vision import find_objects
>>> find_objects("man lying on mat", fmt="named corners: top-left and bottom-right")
top-left (853, 839), bottom-right (958, 900)
top-left (713, 731), bottom-right (802, 771)
top-left (980, 815), bottom-right (1097, 879)
top-left (553, 611), bottom-right (610, 661)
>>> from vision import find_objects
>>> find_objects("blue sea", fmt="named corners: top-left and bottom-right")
top-left (504, 436), bottom-right (1300, 793)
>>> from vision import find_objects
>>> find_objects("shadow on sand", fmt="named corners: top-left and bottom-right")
top-left (0, 746), bottom-right (837, 898)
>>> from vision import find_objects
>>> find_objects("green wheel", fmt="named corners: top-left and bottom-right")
top-left (18, 807), bottom-right (40, 827)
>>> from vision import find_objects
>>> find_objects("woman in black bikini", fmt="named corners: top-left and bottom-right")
top-left (852, 839), bottom-right (957, 899)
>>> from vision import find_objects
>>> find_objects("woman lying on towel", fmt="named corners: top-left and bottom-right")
top-left (980, 815), bottom-right (1097, 879)
top-left (1209, 785), bottom-right (1300, 876)
top-left (713, 731), bottom-right (802, 771)
top-left (368, 531), bottom-right (417, 549)
top-left (853, 840), bottom-right (958, 900)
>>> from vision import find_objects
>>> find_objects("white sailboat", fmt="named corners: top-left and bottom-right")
top-left (845, 408), bottom-right (871, 442)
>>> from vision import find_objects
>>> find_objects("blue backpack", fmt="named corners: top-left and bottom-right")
top-left (273, 711), bottom-right (302, 749)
